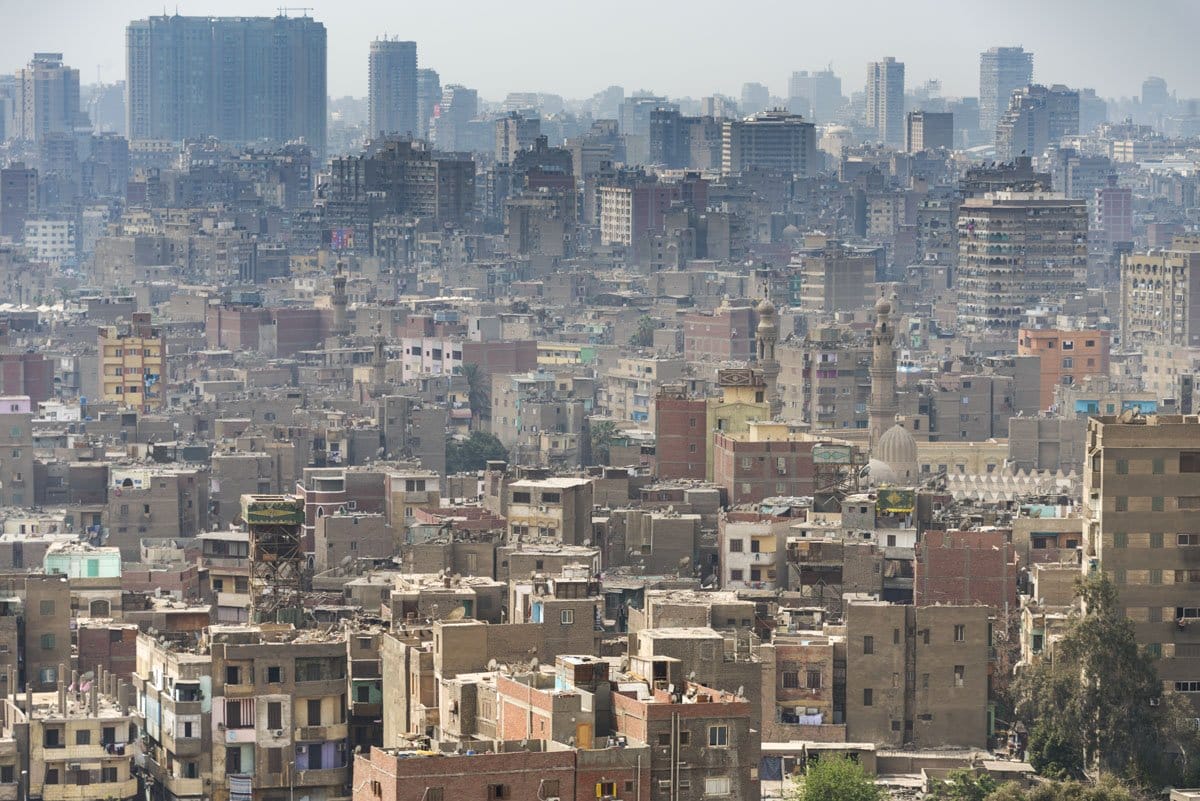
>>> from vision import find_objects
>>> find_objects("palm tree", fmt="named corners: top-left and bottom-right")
top-left (630, 315), bottom-right (657, 348)
top-left (462, 363), bottom-right (490, 425)
top-left (589, 420), bottom-right (620, 466)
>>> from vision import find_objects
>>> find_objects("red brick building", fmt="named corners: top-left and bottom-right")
top-left (712, 425), bottom-right (818, 505)
top-left (914, 528), bottom-right (1018, 612)
top-left (654, 387), bottom-right (707, 481)
top-left (0, 352), bottom-right (53, 403)
top-left (683, 304), bottom-right (756, 361)
top-left (353, 746), bottom-right (577, 801)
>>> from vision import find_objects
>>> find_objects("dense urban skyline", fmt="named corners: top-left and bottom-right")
top-left (2, 0), bottom-right (1198, 100)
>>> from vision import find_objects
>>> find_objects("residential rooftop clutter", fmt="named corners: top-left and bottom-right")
top-left (0, 12), bottom-right (1195, 798)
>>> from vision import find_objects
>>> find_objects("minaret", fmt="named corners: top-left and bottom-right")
top-left (868, 297), bottom-right (899, 450)
top-left (331, 261), bottom-right (349, 338)
top-left (371, 322), bottom-right (387, 392)
top-left (756, 295), bottom-right (782, 418)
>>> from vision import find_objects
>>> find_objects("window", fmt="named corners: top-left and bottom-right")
top-left (730, 569), bottom-right (744, 581)
top-left (922, 673), bottom-right (929, 688)
top-left (41, 633), bottom-right (55, 650)
top-left (1115, 496), bottom-right (1128, 512)
top-left (1154, 458), bottom-right (1165, 475)
top-left (45, 769), bottom-right (58, 785)
top-left (39, 600), bottom-right (54, 616)
top-left (893, 628), bottom-right (900, 644)
top-left (657, 732), bottom-right (671, 746)
top-left (267, 666), bottom-right (282, 683)
top-left (225, 746), bottom-right (242, 775)
top-left (863, 688), bottom-right (874, 706)
top-left (44, 728), bottom-right (61, 747)
top-left (1147, 643), bottom-right (1162, 658)
top-left (954, 624), bottom-right (965, 642)
top-left (705, 777), bottom-right (732, 796)
top-left (728, 538), bottom-right (743, 552)
top-left (807, 670), bottom-right (822, 689)
top-left (75, 729), bottom-right (90, 745)
top-left (357, 684), bottom-right (370, 703)
top-left (225, 701), bottom-right (243, 728)
top-left (782, 671), bottom-right (799, 689)
top-left (267, 748), bottom-right (282, 774)
top-left (225, 666), bottom-right (241, 685)
top-left (1062, 357), bottom-right (1074, 369)
top-left (1113, 532), bottom-right (1128, 548)
top-left (708, 725), bottom-right (728, 746)
top-left (101, 767), bottom-right (117, 783)
top-left (267, 702), bottom-right (282, 729)
top-left (1151, 532), bottom-right (1164, 548)
top-left (678, 731), bottom-right (690, 746)
top-left (1153, 497), bottom-right (1165, 512)
top-left (1116, 458), bottom-right (1128, 475)
top-left (1182, 453), bottom-right (1200, 473)
top-left (597, 782), bottom-right (617, 797)
top-left (1180, 534), bottom-right (1200, 547)
top-left (307, 699), bottom-right (321, 726)
top-left (487, 785), bottom-right (510, 800)
top-left (560, 609), bottom-right (574, 625)
top-left (1175, 681), bottom-right (1200, 693)
top-left (425, 790), bottom-right (444, 801)
top-left (1181, 497), bottom-right (1200, 509)
top-left (863, 635), bottom-right (874, 655)
top-left (954, 665), bottom-right (965, 686)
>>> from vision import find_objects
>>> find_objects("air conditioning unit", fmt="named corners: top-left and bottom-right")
top-left (271, 729), bottom-right (283, 737)
top-left (67, 763), bottom-right (81, 771)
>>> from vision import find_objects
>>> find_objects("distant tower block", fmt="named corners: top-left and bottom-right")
top-left (243, 494), bottom-right (307, 624)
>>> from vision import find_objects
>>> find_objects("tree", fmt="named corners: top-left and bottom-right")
top-left (461, 363), bottom-right (490, 424)
top-left (630, 315), bottom-right (657, 348)
top-left (1012, 573), bottom-right (1165, 781)
top-left (791, 756), bottom-right (882, 801)
top-left (445, 432), bottom-right (508, 474)
top-left (926, 770), bottom-right (999, 801)
top-left (984, 777), bottom-right (1146, 801)
top-left (589, 420), bottom-right (619, 466)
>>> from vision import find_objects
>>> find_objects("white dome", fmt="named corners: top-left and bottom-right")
top-left (877, 423), bottom-right (917, 466)
top-left (865, 459), bottom-right (899, 486)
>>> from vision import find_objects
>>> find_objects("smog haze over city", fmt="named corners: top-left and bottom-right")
top-left (0, 2), bottom-right (1198, 801)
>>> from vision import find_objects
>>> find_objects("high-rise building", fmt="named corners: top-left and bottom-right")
top-left (368, 38), bottom-right (418, 138)
top-left (0, 163), bottom-right (37, 239)
top-left (1094, 178), bottom-right (1133, 248)
top-left (126, 14), bottom-right (327, 156)
top-left (416, 68), bottom-right (440, 140)
top-left (866, 57), bottom-right (905, 147)
top-left (1119, 237), bottom-right (1200, 348)
top-left (432, 84), bottom-right (477, 152)
top-left (1083, 413), bottom-right (1200, 711)
top-left (721, 110), bottom-right (817, 176)
top-left (787, 69), bottom-right (842, 121)
top-left (15, 52), bottom-right (84, 144)
top-left (905, 110), bottom-right (953, 152)
top-left (995, 84), bottom-right (1079, 160)
top-left (956, 192), bottom-right (1088, 333)
top-left (979, 47), bottom-right (1033, 134)
top-left (495, 112), bottom-right (540, 164)
top-left (740, 82), bottom-right (770, 115)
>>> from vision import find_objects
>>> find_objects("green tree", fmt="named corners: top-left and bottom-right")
top-left (1012, 573), bottom-right (1164, 781)
top-left (445, 432), bottom-right (508, 474)
top-left (589, 420), bottom-right (619, 466)
top-left (984, 777), bottom-right (1146, 801)
top-left (791, 756), bottom-right (882, 801)
top-left (461, 363), bottom-right (490, 424)
top-left (630, 315), bottom-right (657, 348)
top-left (926, 770), bottom-right (999, 801)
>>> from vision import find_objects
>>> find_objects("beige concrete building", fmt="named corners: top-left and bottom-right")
top-left (844, 599), bottom-right (990, 748)
top-left (1083, 414), bottom-right (1200, 703)
top-left (506, 477), bottom-right (594, 546)
top-left (135, 631), bottom-right (212, 801)
top-left (1120, 241), bottom-right (1200, 348)
top-left (98, 313), bottom-right (166, 412)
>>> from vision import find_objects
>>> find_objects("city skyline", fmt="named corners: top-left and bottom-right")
top-left (2, 0), bottom-right (1198, 103)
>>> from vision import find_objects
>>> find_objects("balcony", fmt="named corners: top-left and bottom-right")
top-left (295, 766), bottom-right (349, 787)
top-left (43, 777), bottom-right (139, 801)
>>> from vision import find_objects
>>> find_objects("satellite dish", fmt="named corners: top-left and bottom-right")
top-left (487, 659), bottom-right (498, 671)
top-left (529, 658), bottom-right (539, 671)
top-left (687, 671), bottom-right (696, 681)
top-left (667, 684), bottom-right (675, 695)
top-left (446, 606), bottom-right (467, 621)
top-left (736, 685), bottom-right (745, 698)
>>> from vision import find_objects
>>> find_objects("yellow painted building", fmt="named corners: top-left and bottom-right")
top-left (705, 368), bottom-right (772, 480)
top-left (916, 439), bottom-right (1008, 476)
top-left (98, 313), bottom-right (165, 412)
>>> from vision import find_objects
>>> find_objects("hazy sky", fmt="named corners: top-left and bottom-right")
top-left (2, 0), bottom-right (1197, 102)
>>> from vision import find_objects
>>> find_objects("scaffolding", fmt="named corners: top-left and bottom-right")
top-left (243, 494), bottom-right (307, 625)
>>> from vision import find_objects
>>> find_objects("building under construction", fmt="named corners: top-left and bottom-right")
top-left (242, 494), bottom-right (307, 625)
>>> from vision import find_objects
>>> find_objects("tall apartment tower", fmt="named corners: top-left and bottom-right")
top-left (979, 47), bottom-right (1033, 135)
top-left (1084, 414), bottom-right (1200, 710)
top-left (995, 84), bottom-right (1079, 160)
top-left (15, 53), bottom-right (83, 143)
top-left (416, 68), bottom-right (441, 140)
top-left (956, 192), bottom-right (1088, 333)
top-left (721, 109), bottom-right (817, 176)
top-left (866, 57), bottom-right (905, 148)
top-left (787, 69), bottom-right (842, 121)
top-left (368, 38), bottom-right (418, 138)
top-left (126, 14), bottom-right (327, 156)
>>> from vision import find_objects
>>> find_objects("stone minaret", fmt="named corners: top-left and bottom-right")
top-left (868, 297), bottom-right (899, 450)
top-left (756, 296), bottom-right (781, 418)
top-left (330, 262), bottom-right (349, 338)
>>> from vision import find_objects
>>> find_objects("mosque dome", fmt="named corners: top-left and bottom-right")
top-left (876, 423), bottom-right (918, 483)
top-left (865, 459), bottom-right (898, 487)
top-left (875, 296), bottom-right (891, 316)
top-left (756, 297), bottom-right (777, 329)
